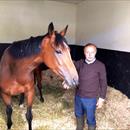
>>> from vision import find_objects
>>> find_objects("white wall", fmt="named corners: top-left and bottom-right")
top-left (76, 1), bottom-right (130, 52)
top-left (1, 0), bottom-right (129, 52)
top-left (0, 1), bottom-right (76, 44)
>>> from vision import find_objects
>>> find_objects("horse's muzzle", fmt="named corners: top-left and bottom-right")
top-left (62, 78), bottom-right (79, 89)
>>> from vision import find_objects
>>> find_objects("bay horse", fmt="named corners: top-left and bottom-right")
top-left (0, 22), bottom-right (79, 130)
top-left (0, 43), bottom-right (47, 103)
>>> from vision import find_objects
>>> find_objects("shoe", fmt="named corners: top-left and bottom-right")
top-left (76, 116), bottom-right (84, 130)
top-left (88, 125), bottom-right (96, 130)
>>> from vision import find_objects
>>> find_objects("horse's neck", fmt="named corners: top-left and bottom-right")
top-left (31, 56), bottom-right (43, 69)
top-left (9, 54), bottom-right (43, 74)
top-left (24, 55), bottom-right (43, 72)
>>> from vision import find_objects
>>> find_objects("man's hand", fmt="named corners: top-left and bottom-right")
top-left (62, 81), bottom-right (70, 89)
top-left (96, 98), bottom-right (105, 109)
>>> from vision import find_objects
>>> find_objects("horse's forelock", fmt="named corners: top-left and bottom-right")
top-left (54, 33), bottom-right (68, 49)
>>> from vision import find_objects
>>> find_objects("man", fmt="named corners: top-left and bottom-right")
top-left (74, 43), bottom-right (107, 130)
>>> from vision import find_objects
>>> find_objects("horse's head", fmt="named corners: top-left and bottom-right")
top-left (40, 22), bottom-right (79, 88)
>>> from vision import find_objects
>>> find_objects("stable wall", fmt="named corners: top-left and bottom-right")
top-left (0, 1), bottom-right (76, 44)
top-left (76, 0), bottom-right (130, 52)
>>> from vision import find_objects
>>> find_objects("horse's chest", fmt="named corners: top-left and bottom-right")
top-left (1, 76), bottom-right (33, 96)
top-left (10, 84), bottom-right (26, 95)
top-left (1, 81), bottom-right (26, 95)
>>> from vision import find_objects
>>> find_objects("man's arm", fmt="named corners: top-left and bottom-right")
top-left (97, 63), bottom-right (107, 109)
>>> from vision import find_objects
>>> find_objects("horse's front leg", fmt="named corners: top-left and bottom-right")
top-left (1, 93), bottom-right (13, 130)
top-left (36, 75), bottom-right (44, 102)
top-left (6, 105), bottom-right (13, 130)
top-left (34, 68), bottom-right (44, 102)
top-left (25, 87), bottom-right (35, 130)
top-left (26, 106), bottom-right (33, 130)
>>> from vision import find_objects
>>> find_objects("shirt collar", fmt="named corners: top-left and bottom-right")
top-left (85, 58), bottom-right (96, 64)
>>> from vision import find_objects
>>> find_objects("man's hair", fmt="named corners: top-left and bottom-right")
top-left (84, 43), bottom-right (97, 49)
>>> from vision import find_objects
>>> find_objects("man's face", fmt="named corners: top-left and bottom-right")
top-left (84, 45), bottom-right (97, 62)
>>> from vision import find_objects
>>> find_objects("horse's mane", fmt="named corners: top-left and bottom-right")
top-left (8, 35), bottom-right (46, 59)
top-left (8, 32), bottom-right (68, 59)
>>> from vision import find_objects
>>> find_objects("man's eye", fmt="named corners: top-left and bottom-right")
top-left (55, 50), bottom-right (62, 54)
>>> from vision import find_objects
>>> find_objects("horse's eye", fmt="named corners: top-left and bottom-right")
top-left (55, 50), bottom-right (62, 54)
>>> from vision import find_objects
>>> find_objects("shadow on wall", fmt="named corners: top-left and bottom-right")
top-left (69, 45), bottom-right (130, 99)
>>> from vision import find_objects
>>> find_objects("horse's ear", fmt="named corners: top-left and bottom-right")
top-left (48, 22), bottom-right (54, 36)
top-left (60, 25), bottom-right (68, 36)
top-left (50, 32), bottom-right (56, 43)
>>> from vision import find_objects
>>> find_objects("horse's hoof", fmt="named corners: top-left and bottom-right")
top-left (19, 104), bottom-right (25, 108)
top-left (40, 98), bottom-right (44, 103)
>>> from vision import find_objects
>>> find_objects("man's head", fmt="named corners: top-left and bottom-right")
top-left (84, 43), bottom-right (97, 62)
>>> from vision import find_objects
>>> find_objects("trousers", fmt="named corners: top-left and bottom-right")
top-left (75, 95), bottom-right (97, 126)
